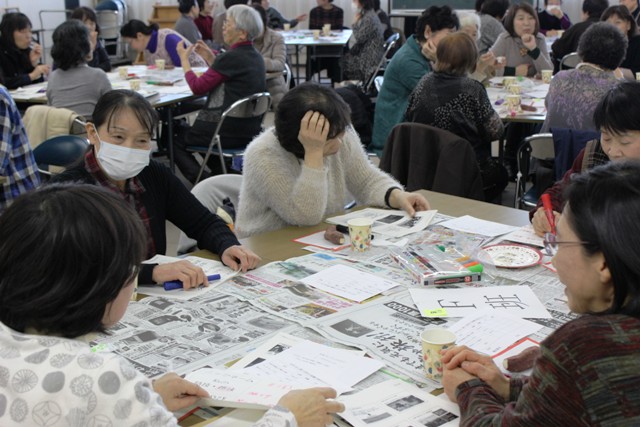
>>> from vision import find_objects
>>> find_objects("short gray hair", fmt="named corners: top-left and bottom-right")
top-left (227, 4), bottom-right (263, 41)
top-left (457, 11), bottom-right (481, 41)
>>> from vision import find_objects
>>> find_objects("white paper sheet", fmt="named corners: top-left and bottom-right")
top-left (243, 340), bottom-right (385, 394)
top-left (326, 209), bottom-right (438, 237)
top-left (439, 215), bottom-right (518, 237)
top-left (448, 311), bottom-right (543, 355)
top-left (502, 224), bottom-right (545, 247)
top-left (294, 230), bottom-right (350, 251)
top-left (338, 379), bottom-right (460, 427)
top-left (301, 264), bottom-right (399, 302)
top-left (409, 286), bottom-right (552, 318)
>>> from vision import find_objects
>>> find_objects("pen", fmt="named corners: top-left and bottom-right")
top-left (146, 81), bottom-right (174, 86)
top-left (335, 224), bottom-right (375, 239)
top-left (164, 274), bottom-right (221, 291)
top-left (540, 194), bottom-right (556, 234)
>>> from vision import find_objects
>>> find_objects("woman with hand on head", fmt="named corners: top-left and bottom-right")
top-left (532, 81), bottom-right (640, 236)
top-left (236, 82), bottom-right (430, 238)
top-left (50, 89), bottom-right (260, 288)
top-left (0, 12), bottom-right (50, 89)
top-left (0, 184), bottom-right (345, 427)
top-left (442, 160), bottom-right (640, 425)
top-left (120, 19), bottom-right (206, 67)
top-left (70, 6), bottom-right (112, 71)
top-left (490, 3), bottom-right (553, 77)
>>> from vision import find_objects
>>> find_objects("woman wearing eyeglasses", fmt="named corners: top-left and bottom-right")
top-left (532, 81), bottom-right (640, 236)
top-left (441, 160), bottom-right (640, 425)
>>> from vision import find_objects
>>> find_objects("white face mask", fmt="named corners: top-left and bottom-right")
top-left (95, 131), bottom-right (150, 181)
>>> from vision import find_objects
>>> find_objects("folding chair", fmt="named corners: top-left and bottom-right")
top-left (560, 52), bottom-right (580, 70)
top-left (514, 133), bottom-right (554, 209)
top-left (32, 135), bottom-right (89, 178)
top-left (362, 33), bottom-right (400, 94)
top-left (283, 62), bottom-right (292, 89)
top-left (187, 93), bottom-right (271, 183)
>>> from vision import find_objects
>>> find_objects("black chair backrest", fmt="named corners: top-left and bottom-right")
top-left (32, 135), bottom-right (88, 170)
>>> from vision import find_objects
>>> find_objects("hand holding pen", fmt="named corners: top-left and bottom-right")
top-left (532, 194), bottom-right (561, 237)
top-left (151, 260), bottom-right (208, 289)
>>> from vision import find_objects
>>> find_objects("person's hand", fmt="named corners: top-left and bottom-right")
top-left (388, 189), bottom-right (430, 216)
top-left (194, 40), bottom-right (215, 65)
top-left (277, 387), bottom-right (345, 427)
top-left (442, 345), bottom-right (510, 401)
top-left (29, 43), bottom-right (42, 65)
top-left (521, 34), bottom-right (537, 51)
top-left (531, 207), bottom-right (561, 236)
top-left (477, 52), bottom-right (496, 73)
top-left (546, 29), bottom-right (558, 37)
top-left (298, 111), bottom-right (330, 168)
top-left (515, 63), bottom-right (530, 77)
top-left (221, 245), bottom-right (261, 272)
top-left (442, 366), bottom-right (476, 403)
top-left (152, 372), bottom-right (210, 411)
top-left (296, 13), bottom-right (308, 22)
top-left (151, 260), bottom-right (207, 289)
top-left (421, 39), bottom-right (437, 61)
top-left (549, 6), bottom-right (564, 18)
top-left (28, 64), bottom-right (50, 82)
top-left (176, 41), bottom-right (194, 63)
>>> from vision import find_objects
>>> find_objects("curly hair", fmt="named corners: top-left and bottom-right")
top-left (51, 20), bottom-right (92, 71)
top-left (578, 22), bottom-right (627, 71)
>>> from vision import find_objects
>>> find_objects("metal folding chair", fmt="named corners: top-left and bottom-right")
top-left (362, 32), bottom-right (400, 94)
top-left (560, 52), bottom-right (580, 70)
top-left (187, 93), bottom-right (271, 183)
top-left (514, 133), bottom-right (555, 209)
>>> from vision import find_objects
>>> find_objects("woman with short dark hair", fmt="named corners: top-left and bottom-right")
top-left (0, 184), bottom-right (345, 427)
top-left (490, 3), bottom-right (553, 77)
top-left (70, 6), bottom-right (112, 71)
top-left (541, 22), bottom-right (626, 133)
top-left (477, 0), bottom-right (509, 53)
top-left (405, 32), bottom-right (506, 202)
top-left (47, 20), bottom-right (112, 118)
top-left (602, 5), bottom-right (640, 78)
top-left (532, 81), bottom-right (640, 235)
top-left (0, 12), bottom-right (49, 89)
top-left (236, 83), bottom-right (430, 237)
top-left (443, 159), bottom-right (640, 425)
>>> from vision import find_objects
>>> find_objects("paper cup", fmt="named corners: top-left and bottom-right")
top-left (283, 23), bottom-right (291, 31)
top-left (506, 94), bottom-right (521, 113)
top-left (502, 76), bottom-right (516, 88)
top-left (155, 59), bottom-right (165, 71)
top-left (118, 66), bottom-right (128, 79)
top-left (323, 24), bottom-right (331, 36)
top-left (496, 56), bottom-right (506, 65)
top-left (508, 84), bottom-right (521, 95)
top-left (636, 72), bottom-right (640, 81)
top-left (347, 218), bottom-right (373, 252)
top-left (129, 79), bottom-right (141, 91)
top-left (313, 29), bottom-right (320, 40)
top-left (421, 328), bottom-right (456, 382)
top-left (541, 69), bottom-right (553, 84)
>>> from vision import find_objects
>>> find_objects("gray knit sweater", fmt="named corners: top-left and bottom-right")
top-left (236, 127), bottom-right (401, 237)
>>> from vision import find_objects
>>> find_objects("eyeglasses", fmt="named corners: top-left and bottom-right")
top-left (543, 232), bottom-right (591, 256)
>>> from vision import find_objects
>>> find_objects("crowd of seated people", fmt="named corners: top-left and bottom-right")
top-left (2, 3), bottom-right (640, 426)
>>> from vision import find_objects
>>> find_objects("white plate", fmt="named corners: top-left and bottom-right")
top-left (482, 244), bottom-right (542, 268)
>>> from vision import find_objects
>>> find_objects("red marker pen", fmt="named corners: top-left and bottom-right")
top-left (541, 194), bottom-right (556, 234)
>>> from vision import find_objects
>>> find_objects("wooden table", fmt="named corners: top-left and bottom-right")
top-left (238, 190), bottom-right (530, 264)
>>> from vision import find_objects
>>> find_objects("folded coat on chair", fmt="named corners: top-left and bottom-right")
top-left (379, 123), bottom-right (485, 201)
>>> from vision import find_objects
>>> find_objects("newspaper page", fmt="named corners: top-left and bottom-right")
top-left (326, 208), bottom-right (438, 237)
top-left (91, 293), bottom-right (295, 377)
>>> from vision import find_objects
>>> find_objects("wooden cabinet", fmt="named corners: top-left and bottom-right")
top-left (149, 5), bottom-right (180, 29)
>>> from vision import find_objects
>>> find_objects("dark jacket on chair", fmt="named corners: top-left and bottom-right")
top-left (379, 123), bottom-right (484, 201)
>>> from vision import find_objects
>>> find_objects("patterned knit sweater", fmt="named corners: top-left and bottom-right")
top-left (236, 127), bottom-right (400, 237)
top-left (455, 314), bottom-right (640, 426)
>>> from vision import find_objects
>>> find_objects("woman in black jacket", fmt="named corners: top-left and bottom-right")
top-left (0, 13), bottom-right (49, 89)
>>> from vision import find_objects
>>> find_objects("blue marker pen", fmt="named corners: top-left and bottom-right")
top-left (163, 274), bottom-right (221, 291)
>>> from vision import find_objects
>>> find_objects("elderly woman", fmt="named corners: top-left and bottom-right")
top-left (532, 81), bottom-right (640, 235)
top-left (120, 19), bottom-right (206, 67)
top-left (52, 90), bottom-right (261, 288)
top-left (174, 4), bottom-right (267, 182)
top-left (340, 0), bottom-right (384, 82)
top-left (541, 22), bottom-right (625, 133)
top-left (405, 32), bottom-right (506, 202)
top-left (602, 5), bottom-right (640, 79)
top-left (458, 10), bottom-right (495, 83)
top-left (236, 83), bottom-right (430, 238)
top-left (490, 3), bottom-right (553, 77)
top-left (370, 6), bottom-right (459, 156)
top-left (251, 3), bottom-right (288, 108)
top-left (0, 12), bottom-right (49, 89)
top-left (443, 160), bottom-right (640, 424)
top-left (47, 20), bottom-right (112, 119)
top-left (0, 184), bottom-right (345, 426)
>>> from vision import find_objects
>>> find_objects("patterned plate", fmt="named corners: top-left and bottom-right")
top-left (482, 244), bottom-right (543, 269)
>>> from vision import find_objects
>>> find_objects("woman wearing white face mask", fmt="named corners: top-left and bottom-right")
top-left (51, 90), bottom-right (261, 288)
